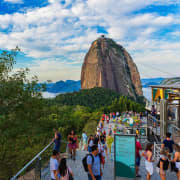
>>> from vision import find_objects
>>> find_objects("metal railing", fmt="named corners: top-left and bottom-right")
top-left (147, 114), bottom-right (161, 137)
top-left (170, 124), bottom-right (180, 144)
top-left (11, 140), bottom-right (68, 180)
top-left (153, 142), bottom-right (161, 160)
top-left (171, 124), bottom-right (180, 134)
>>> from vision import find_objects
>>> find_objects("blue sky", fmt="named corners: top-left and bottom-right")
top-left (0, 0), bottom-right (180, 81)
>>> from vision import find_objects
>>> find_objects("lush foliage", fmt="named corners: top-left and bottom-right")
top-left (104, 96), bottom-right (145, 113)
top-left (0, 50), bottom-right (101, 180)
top-left (47, 87), bottom-right (145, 113)
top-left (49, 87), bottom-right (121, 109)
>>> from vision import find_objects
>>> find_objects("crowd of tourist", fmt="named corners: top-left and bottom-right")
top-left (49, 112), bottom-right (180, 180)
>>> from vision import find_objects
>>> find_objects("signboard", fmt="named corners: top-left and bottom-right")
top-left (152, 88), bottom-right (171, 101)
top-left (114, 134), bottom-right (136, 179)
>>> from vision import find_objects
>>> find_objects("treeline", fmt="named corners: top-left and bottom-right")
top-left (47, 87), bottom-right (145, 112)
top-left (48, 87), bottom-right (121, 109)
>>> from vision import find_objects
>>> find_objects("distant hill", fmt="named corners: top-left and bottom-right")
top-left (45, 80), bottom-right (81, 93)
top-left (141, 78), bottom-right (164, 88)
top-left (44, 78), bottom-right (164, 94)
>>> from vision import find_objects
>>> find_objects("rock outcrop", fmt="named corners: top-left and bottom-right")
top-left (81, 36), bottom-right (143, 99)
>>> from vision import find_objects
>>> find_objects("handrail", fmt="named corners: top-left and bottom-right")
top-left (148, 114), bottom-right (160, 122)
top-left (11, 140), bottom-right (68, 180)
top-left (11, 141), bottom-right (53, 180)
top-left (171, 124), bottom-right (180, 131)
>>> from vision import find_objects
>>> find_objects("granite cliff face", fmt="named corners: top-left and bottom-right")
top-left (81, 37), bottom-right (143, 99)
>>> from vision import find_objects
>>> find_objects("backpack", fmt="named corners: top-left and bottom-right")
top-left (82, 153), bottom-right (101, 172)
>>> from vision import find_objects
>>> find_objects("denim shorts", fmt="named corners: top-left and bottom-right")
top-left (136, 157), bottom-right (141, 166)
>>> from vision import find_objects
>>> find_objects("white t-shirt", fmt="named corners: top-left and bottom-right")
top-left (89, 139), bottom-right (94, 147)
top-left (50, 157), bottom-right (59, 179)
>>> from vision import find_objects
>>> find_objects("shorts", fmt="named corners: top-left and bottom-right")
top-left (145, 160), bottom-right (153, 175)
top-left (88, 146), bottom-right (92, 152)
top-left (68, 143), bottom-right (77, 149)
top-left (176, 162), bottom-right (180, 171)
top-left (136, 157), bottom-right (141, 166)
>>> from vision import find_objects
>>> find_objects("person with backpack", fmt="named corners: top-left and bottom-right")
top-left (156, 147), bottom-right (169, 180)
top-left (85, 145), bottom-right (103, 180)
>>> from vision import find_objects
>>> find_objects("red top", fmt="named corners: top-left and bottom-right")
top-left (136, 141), bottom-right (142, 157)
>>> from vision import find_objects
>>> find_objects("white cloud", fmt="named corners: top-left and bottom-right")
top-left (128, 14), bottom-right (173, 27)
top-left (0, 0), bottom-right (180, 80)
top-left (26, 59), bottom-right (81, 81)
top-left (4, 0), bottom-right (23, 3)
top-left (171, 31), bottom-right (180, 36)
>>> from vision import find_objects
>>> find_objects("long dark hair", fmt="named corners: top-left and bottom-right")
top-left (145, 143), bottom-right (153, 152)
top-left (88, 135), bottom-right (93, 144)
top-left (59, 158), bottom-right (67, 177)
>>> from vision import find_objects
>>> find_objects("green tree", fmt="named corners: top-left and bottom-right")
top-left (0, 50), bottom-right (52, 179)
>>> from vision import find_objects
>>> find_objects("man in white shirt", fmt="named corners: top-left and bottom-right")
top-left (50, 150), bottom-right (60, 180)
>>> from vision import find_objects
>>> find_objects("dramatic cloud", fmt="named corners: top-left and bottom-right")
top-left (0, 0), bottom-right (180, 80)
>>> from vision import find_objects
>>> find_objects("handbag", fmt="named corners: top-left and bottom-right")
top-left (170, 162), bottom-right (178, 173)
top-left (68, 168), bottom-right (74, 180)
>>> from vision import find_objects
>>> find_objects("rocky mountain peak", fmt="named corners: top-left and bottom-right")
top-left (81, 37), bottom-right (143, 99)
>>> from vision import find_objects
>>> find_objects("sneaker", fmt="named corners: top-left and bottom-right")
top-left (136, 174), bottom-right (141, 178)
